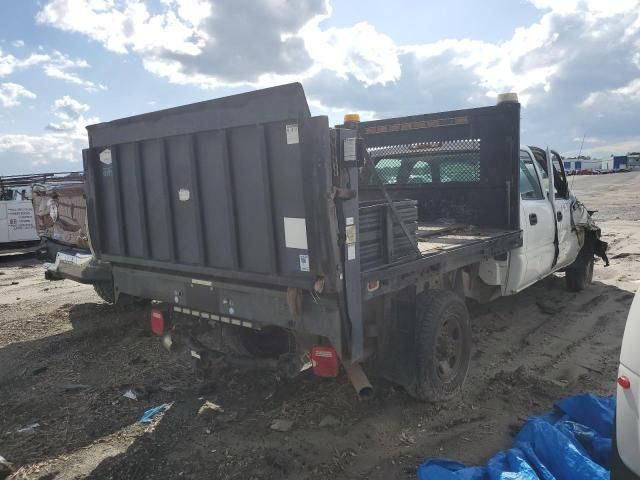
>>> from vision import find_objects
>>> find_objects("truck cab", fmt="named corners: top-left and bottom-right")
top-left (505, 146), bottom-right (589, 294)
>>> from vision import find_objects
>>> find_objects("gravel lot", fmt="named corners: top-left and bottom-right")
top-left (1, 171), bottom-right (639, 479)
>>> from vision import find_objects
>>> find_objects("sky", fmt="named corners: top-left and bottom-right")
top-left (0, 0), bottom-right (639, 175)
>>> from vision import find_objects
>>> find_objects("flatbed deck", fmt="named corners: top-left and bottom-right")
top-left (362, 225), bottom-right (522, 299)
top-left (417, 223), bottom-right (517, 255)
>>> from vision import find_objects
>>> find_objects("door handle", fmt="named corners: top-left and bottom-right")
top-left (557, 211), bottom-right (563, 222)
top-left (529, 213), bottom-right (537, 225)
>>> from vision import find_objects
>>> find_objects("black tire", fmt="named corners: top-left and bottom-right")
top-left (566, 255), bottom-right (594, 292)
top-left (93, 281), bottom-right (115, 304)
top-left (415, 289), bottom-right (471, 402)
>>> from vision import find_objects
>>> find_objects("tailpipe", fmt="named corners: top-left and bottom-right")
top-left (343, 361), bottom-right (373, 400)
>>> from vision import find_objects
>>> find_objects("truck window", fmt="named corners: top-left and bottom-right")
top-left (374, 158), bottom-right (402, 184)
top-left (370, 152), bottom-right (478, 184)
top-left (551, 151), bottom-right (569, 199)
top-left (408, 160), bottom-right (433, 183)
top-left (519, 151), bottom-right (543, 200)
top-left (440, 156), bottom-right (480, 183)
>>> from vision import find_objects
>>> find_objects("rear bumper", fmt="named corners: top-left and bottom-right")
top-left (45, 251), bottom-right (112, 284)
top-left (38, 237), bottom-right (88, 262)
top-left (112, 265), bottom-right (344, 352)
top-left (616, 364), bottom-right (640, 477)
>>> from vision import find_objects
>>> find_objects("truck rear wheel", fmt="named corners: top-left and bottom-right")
top-left (415, 289), bottom-right (471, 402)
top-left (566, 256), bottom-right (594, 292)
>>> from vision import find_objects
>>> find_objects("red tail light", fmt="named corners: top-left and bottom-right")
top-left (618, 375), bottom-right (631, 390)
top-left (150, 309), bottom-right (165, 336)
top-left (311, 346), bottom-right (339, 378)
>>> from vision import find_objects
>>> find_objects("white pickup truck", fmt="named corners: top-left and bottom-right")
top-left (81, 86), bottom-right (608, 401)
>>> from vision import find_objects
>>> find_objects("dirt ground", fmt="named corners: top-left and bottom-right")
top-left (1, 172), bottom-right (639, 479)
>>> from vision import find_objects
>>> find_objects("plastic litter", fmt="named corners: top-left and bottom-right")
top-left (16, 423), bottom-right (40, 434)
top-left (198, 400), bottom-right (222, 416)
top-left (123, 389), bottom-right (138, 401)
top-left (417, 394), bottom-right (614, 480)
top-left (140, 404), bottom-right (168, 424)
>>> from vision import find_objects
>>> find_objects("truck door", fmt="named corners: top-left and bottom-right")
top-left (516, 149), bottom-right (555, 288)
top-left (548, 150), bottom-right (580, 268)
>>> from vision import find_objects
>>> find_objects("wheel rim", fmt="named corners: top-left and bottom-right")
top-left (435, 315), bottom-right (463, 382)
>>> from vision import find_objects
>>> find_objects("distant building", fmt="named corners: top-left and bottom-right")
top-left (563, 157), bottom-right (602, 172)
top-left (628, 153), bottom-right (640, 170)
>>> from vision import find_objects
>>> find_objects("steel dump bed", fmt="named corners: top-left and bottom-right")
top-left (84, 84), bottom-right (339, 289)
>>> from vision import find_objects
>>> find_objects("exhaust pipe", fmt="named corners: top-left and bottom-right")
top-left (343, 361), bottom-right (373, 400)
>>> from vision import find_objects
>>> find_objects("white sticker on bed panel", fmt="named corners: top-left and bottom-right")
top-left (286, 124), bottom-right (299, 144)
top-left (178, 188), bottom-right (190, 201)
top-left (99, 148), bottom-right (112, 165)
top-left (347, 244), bottom-right (356, 260)
top-left (284, 217), bottom-right (308, 249)
top-left (299, 254), bottom-right (310, 272)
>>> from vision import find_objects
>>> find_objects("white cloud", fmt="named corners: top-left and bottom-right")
top-left (0, 47), bottom-right (100, 92)
top-left (0, 83), bottom-right (36, 107)
top-left (43, 65), bottom-right (106, 92)
top-left (36, 0), bottom-right (211, 55)
top-left (37, 0), bottom-right (327, 87)
top-left (0, 96), bottom-right (97, 167)
top-left (301, 20), bottom-right (401, 86)
top-left (11, 40), bottom-right (25, 48)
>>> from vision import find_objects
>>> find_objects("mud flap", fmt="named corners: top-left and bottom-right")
top-left (585, 229), bottom-right (609, 267)
top-left (377, 292), bottom-right (420, 396)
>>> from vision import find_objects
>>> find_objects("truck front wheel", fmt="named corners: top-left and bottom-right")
top-left (566, 256), bottom-right (594, 292)
top-left (415, 289), bottom-right (471, 402)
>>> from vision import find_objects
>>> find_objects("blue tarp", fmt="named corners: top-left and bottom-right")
top-left (417, 394), bottom-right (615, 480)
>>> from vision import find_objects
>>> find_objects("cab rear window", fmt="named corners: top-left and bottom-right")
top-left (369, 152), bottom-right (479, 185)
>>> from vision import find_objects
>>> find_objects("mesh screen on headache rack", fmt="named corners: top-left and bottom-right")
top-left (363, 139), bottom-right (481, 185)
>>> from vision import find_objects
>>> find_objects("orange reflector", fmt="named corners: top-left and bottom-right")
top-left (343, 112), bottom-right (360, 123)
top-left (618, 375), bottom-right (631, 389)
top-left (150, 309), bottom-right (165, 336)
top-left (311, 346), bottom-right (339, 378)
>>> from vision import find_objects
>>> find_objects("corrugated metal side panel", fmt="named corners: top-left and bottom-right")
top-left (85, 117), bottom-right (330, 287)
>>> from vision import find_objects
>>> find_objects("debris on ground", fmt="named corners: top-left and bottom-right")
top-left (418, 394), bottom-right (613, 479)
top-left (198, 401), bottom-right (223, 416)
top-left (270, 419), bottom-right (294, 432)
top-left (140, 404), bottom-right (169, 424)
top-left (16, 423), bottom-right (40, 434)
top-left (122, 389), bottom-right (138, 401)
